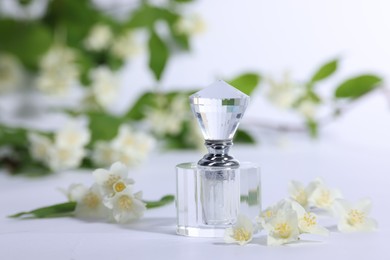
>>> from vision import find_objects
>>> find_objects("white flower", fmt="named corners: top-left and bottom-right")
top-left (257, 200), bottom-right (292, 229)
top-left (263, 205), bottom-right (300, 245)
top-left (335, 198), bottom-right (378, 233)
top-left (84, 24), bottom-right (113, 51)
top-left (111, 125), bottom-right (155, 166)
top-left (61, 183), bottom-right (88, 202)
top-left (103, 187), bottom-right (146, 224)
top-left (291, 201), bottom-right (329, 236)
top-left (47, 146), bottom-right (86, 172)
top-left (0, 0), bottom-right (48, 20)
top-left (186, 119), bottom-right (205, 151)
top-left (309, 180), bottom-right (343, 212)
top-left (92, 141), bottom-right (118, 167)
top-left (36, 45), bottom-right (78, 96)
top-left (89, 66), bottom-right (119, 110)
top-left (174, 14), bottom-right (206, 35)
top-left (224, 215), bottom-right (254, 245)
top-left (288, 179), bottom-right (320, 209)
top-left (55, 122), bottom-right (90, 149)
top-left (93, 161), bottom-right (134, 196)
top-left (111, 30), bottom-right (142, 59)
top-left (28, 132), bottom-right (51, 162)
top-left (146, 95), bottom-right (189, 136)
top-left (267, 72), bottom-right (303, 109)
top-left (297, 100), bottom-right (317, 119)
top-left (73, 184), bottom-right (109, 220)
top-left (0, 53), bottom-right (24, 93)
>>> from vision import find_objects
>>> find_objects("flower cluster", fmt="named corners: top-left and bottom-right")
top-left (84, 24), bottom-right (141, 60)
top-left (266, 72), bottom-right (318, 120)
top-left (145, 95), bottom-right (190, 137)
top-left (224, 178), bottom-right (378, 246)
top-left (64, 162), bottom-right (146, 223)
top-left (174, 14), bottom-right (206, 36)
top-left (87, 66), bottom-right (119, 110)
top-left (92, 124), bottom-right (155, 168)
top-left (258, 200), bottom-right (329, 245)
top-left (28, 122), bottom-right (90, 172)
top-left (36, 45), bottom-right (79, 96)
top-left (0, 53), bottom-right (24, 93)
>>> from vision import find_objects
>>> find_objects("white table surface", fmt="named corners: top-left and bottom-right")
top-left (1, 138), bottom-right (389, 260)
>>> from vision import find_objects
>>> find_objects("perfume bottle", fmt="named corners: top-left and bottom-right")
top-left (176, 80), bottom-right (261, 237)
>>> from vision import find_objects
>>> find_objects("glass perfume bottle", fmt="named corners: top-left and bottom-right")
top-left (176, 80), bottom-right (261, 237)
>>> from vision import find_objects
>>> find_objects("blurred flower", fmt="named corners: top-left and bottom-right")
top-left (263, 202), bottom-right (300, 245)
top-left (55, 122), bottom-right (90, 149)
top-left (36, 45), bottom-right (78, 96)
top-left (174, 14), bottom-right (206, 35)
top-left (27, 132), bottom-right (51, 162)
top-left (309, 179), bottom-right (343, 212)
top-left (146, 95), bottom-right (189, 136)
top-left (0, 0), bottom-right (48, 20)
top-left (84, 24), bottom-right (113, 51)
top-left (28, 120), bottom-right (90, 172)
top-left (90, 66), bottom-right (119, 110)
top-left (291, 201), bottom-right (329, 236)
top-left (288, 179), bottom-right (320, 209)
top-left (92, 141), bottom-right (117, 167)
top-left (93, 161), bottom-right (134, 197)
top-left (71, 184), bottom-right (109, 220)
top-left (112, 125), bottom-right (155, 166)
top-left (335, 198), bottom-right (378, 233)
top-left (257, 199), bottom-right (292, 229)
top-left (91, 125), bottom-right (154, 168)
top-left (47, 145), bottom-right (86, 172)
top-left (0, 53), bottom-right (24, 93)
top-left (103, 187), bottom-right (146, 224)
top-left (224, 215), bottom-right (254, 245)
top-left (186, 119), bottom-right (205, 151)
top-left (267, 72), bottom-right (303, 109)
top-left (297, 100), bottom-right (317, 119)
top-left (61, 183), bottom-right (88, 202)
top-left (111, 30), bottom-right (142, 59)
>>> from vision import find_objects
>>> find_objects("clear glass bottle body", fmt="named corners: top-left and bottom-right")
top-left (176, 162), bottom-right (261, 237)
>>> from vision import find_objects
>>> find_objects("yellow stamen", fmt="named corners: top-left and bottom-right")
top-left (302, 213), bottom-right (317, 227)
top-left (105, 174), bottom-right (120, 188)
top-left (315, 190), bottom-right (331, 207)
top-left (264, 210), bottom-right (273, 218)
top-left (82, 192), bottom-right (100, 209)
top-left (118, 195), bottom-right (133, 210)
top-left (295, 189), bottom-right (308, 206)
top-left (114, 182), bottom-right (126, 193)
top-left (348, 209), bottom-right (365, 226)
top-left (232, 228), bottom-right (251, 242)
top-left (275, 223), bottom-right (292, 238)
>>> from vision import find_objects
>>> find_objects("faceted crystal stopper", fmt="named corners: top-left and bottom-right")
top-left (190, 80), bottom-right (249, 141)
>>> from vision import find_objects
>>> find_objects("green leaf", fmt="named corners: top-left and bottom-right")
top-left (9, 202), bottom-right (76, 218)
top-left (306, 120), bottom-right (318, 138)
top-left (143, 195), bottom-right (175, 209)
top-left (87, 112), bottom-right (123, 144)
top-left (148, 31), bottom-right (170, 81)
top-left (125, 92), bottom-right (157, 121)
top-left (170, 28), bottom-right (190, 50)
top-left (335, 74), bottom-right (382, 99)
top-left (0, 125), bottom-right (28, 147)
top-left (234, 129), bottom-right (256, 144)
top-left (0, 20), bottom-right (51, 70)
top-left (228, 73), bottom-right (261, 96)
top-left (310, 59), bottom-right (338, 84)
